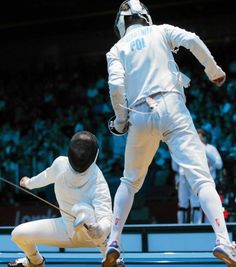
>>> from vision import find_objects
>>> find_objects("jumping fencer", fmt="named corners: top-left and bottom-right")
top-left (103, 1), bottom-right (236, 266)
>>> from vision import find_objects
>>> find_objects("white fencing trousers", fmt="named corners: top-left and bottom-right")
top-left (122, 92), bottom-right (215, 194)
top-left (118, 92), bottom-right (229, 243)
top-left (11, 217), bottom-right (106, 257)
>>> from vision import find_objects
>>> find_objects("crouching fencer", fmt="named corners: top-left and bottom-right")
top-left (7, 131), bottom-right (124, 267)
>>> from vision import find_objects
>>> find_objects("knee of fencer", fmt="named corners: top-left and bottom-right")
top-left (11, 224), bottom-right (29, 243)
top-left (195, 181), bottom-right (215, 196)
top-left (11, 225), bottom-right (26, 243)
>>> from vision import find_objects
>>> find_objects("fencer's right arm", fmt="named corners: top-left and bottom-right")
top-left (108, 115), bottom-right (129, 136)
top-left (106, 48), bottom-right (129, 133)
top-left (90, 170), bottom-right (113, 240)
top-left (164, 24), bottom-right (226, 86)
top-left (22, 157), bottom-right (59, 189)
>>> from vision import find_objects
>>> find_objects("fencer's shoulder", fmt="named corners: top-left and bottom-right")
top-left (106, 43), bottom-right (119, 58)
top-left (157, 23), bottom-right (180, 31)
top-left (106, 34), bottom-right (129, 55)
top-left (95, 165), bottom-right (104, 177)
top-left (94, 165), bottom-right (107, 182)
top-left (152, 23), bottom-right (166, 29)
top-left (51, 156), bottom-right (68, 168)
top-left (161, 23), bottom-right (174, 28)
top-left (149, 24), bottom-right (178, 36)
top-left (53, 156), bottom-right (67, 163)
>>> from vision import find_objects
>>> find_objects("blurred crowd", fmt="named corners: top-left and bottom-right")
top-left (0, 44), bottom-right (236, 224)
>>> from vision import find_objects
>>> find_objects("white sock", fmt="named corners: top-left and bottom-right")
top-left (28, 250), bottom-right (44, 265)
top-left (198, 185), bottom-right (230, 244)
top-left (108, 182), bottom-right (135, 245)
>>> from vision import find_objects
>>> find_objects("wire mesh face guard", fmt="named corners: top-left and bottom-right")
top-left (114, 0), bottom-right (153, 38)
top-left (68, 131), bottom-right (99, 173)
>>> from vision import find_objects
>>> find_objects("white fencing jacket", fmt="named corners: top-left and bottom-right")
top-left (106, 24), bottom-right (225, 125)
top-left (25, 156), bottom-right (112, 239)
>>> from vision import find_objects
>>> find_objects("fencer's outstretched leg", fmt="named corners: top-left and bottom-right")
top-left (198, 185), bottom-right (236, 266)
top-left (102, 182), bottom-right (134, 267)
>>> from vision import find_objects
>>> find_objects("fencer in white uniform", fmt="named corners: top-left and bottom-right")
top-left (7, 131), bottom-right (120, 267)
top-left (103, 1), bottom-right (236, 267)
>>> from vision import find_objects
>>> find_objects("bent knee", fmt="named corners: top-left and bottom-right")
top-left (195, 180), bottom-right (215, 196)
top-left (11, 224), bottom-right (27, 243)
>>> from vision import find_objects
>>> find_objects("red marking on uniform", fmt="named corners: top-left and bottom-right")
top-left (215, 218), bottom-right (221, 227)
top-left (115, 218), bottom-right (120, 225)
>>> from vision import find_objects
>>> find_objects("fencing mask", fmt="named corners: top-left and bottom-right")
top-left (68, 131), bottom-right (99, 173)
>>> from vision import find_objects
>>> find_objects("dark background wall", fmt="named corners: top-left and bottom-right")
top-left (0, 0), bottom-right (235, 70)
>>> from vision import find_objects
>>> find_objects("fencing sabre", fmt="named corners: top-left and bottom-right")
top-left (0, 177), bottom-right (88, 229)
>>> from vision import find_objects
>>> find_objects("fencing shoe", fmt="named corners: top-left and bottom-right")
top-left (213, 241), bottom-right (236, 266)
top-left (102, 241), bottom-right (121, 267)
top-left (116, 258), bottom-right (125, 267)
top-left (7, 257), bottom-right (45, 267)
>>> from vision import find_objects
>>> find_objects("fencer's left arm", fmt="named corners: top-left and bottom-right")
top-left (23, 157), bottom-right (60, 189)
top-left (164, 24), bottom-right (226, 86)
top-left (205, 144), bottom-right (223, 170)
top-left (89, 171), bottom-right (113, 240)
top-left (106, 48), bottom-right (129, 133)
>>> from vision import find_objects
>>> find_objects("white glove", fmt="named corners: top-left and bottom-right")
top-left (87, 223), bottom-right (104, 239)
top-left (71, 203), bottom-right (96, 232)
top-left (114, 117), bottom-right (129, 133)
top-left (211, 75), bottom-right (226, 87)
top-left (108, 115), bottom-right (129, 136)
